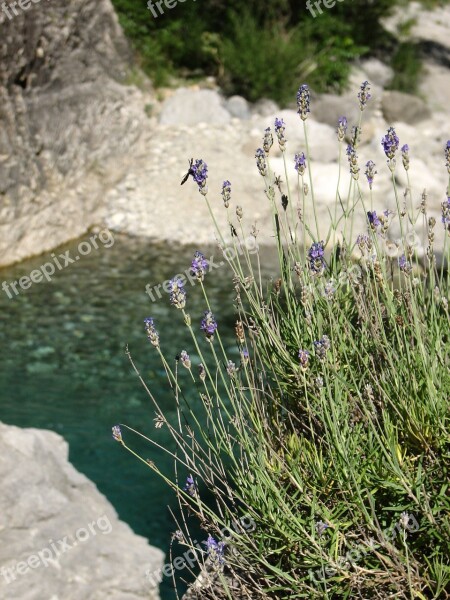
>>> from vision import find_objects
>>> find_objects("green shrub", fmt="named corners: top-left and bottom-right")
top-left (114, 85), bottom-right (450, 598)
top-left (111, 0), bottom-right (403, 101)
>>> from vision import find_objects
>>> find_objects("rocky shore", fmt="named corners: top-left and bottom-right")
top-left (0, 422), bottom-right (164, 599)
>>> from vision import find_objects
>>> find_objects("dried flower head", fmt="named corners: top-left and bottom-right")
top-left (365, 160), bottom-right (377, 189)
top-left (255, 148), bottom-right (267, 176)
top-left (144, 317), bottom-right (160, 347)
top-left (180, 350), bottom-right (191, 369)
top-left (346, 144), bottom-right (360, 179)
top-left (226, 360), bottom-right (237, 377)
top-left (169, 278), bottom-right (186, 309)
top-left (445, 140), bottom-right (450, 173)
top-left (263, 127), bottom-right (273, 154)
top-left (296, 84), bottom-right (310, 120)
top-left (222, 180), bottom-right (231, 208)
top-left (401, 144), bottom-right (410, 171)
top-left (112, 425), bottom-right (122, 442)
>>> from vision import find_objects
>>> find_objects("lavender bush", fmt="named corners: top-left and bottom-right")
top-left (113, 83), bottom-right (449, 599)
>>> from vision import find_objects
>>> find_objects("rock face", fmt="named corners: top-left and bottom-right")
top-left (0, 0), bottom-right (147, 267)
top-left (0, 422), bottom-right (164, 599)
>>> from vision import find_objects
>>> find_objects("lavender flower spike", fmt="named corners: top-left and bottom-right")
top-left (222, 180), bottom-right (231, 208)
top-left (296, 84), bottom-right (310, 121)
top-left (204, 535), bottom-right (225, 565)
top-left (298, 349), bottom-right (310, 371)
top-left (294, 152), bottom-right (307, 176)
top-left (144, 317), bottom-right (160, 347)
top-left (191, 159), bottom-right (208, 195)
top-left (308, 241), bottom-right (326, 275)
top-left (169, 278), bottom-right (187, 309)
top-left (112, 425), bottom-right (122, 442)
top-left (358, 81), bottom-right (371, 110)
top-left (183, 474), bottom-right (196, 496)
top-left (255, 148), bottom-right (267, 177)
top-left (346, 144), bottom-right (360, 180)
top-left (382, 127), bottom-right (399, 171)
top-left (263, 127), bottom-right (273, 155)
top-left (401, 144), bottom-right (410, 171)
top-left (201, 310), bottom-right (218, 341)
top-left (337, 116), bottom-right (347, 142)
top-left (365, 160), bottom-right (377, 190)
top-left (274, 117), bottom-right (287, 151)
top-left (191, 251), bottom-right (208, 282)
top-left (445, 140), bottom-right (450, 174)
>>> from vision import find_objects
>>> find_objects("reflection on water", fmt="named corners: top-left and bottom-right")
top-left (0, 232), bottom-right (277, 599)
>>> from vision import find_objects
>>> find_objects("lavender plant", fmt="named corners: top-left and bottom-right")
top-left (113, 84), bottom-right (450, 599)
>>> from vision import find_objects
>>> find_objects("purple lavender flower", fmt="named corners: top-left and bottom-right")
top-left (294, 152), bottom-right (307, 176)
top-left (201, 310), bottom-right (218, 340)
top-left (382, 127), bottom-right (399, 169)
top-left (183, 474), bottom-right (196, 496)
top-left (401, 144), bottom-right (410, 171)
top-left (180, 350), bottom-right (191, 369)
top-left (112, 425), bottom-right (122, 442)
top-left (191, 159), bottom-right (208, 195)
top-left (263, 127), bottom-right (273, 154)
top-left (204, 535), bottom-right (225, 565)
top-left (297, 84), bottom-right (310, 121)
top-left (191, 251), bottom-right (208, 282)
top-left (445, 140), bottom-right (450, 174)
top-left (367, 211), bottom-right (381, 230)
top-left (358, 81), bottom-right (371, 110)
top-left (169, 278), bottom-right (186, 309)
top-left (274, 117), bottom-right (286, 150)
top-left (365, 160), bottom-right (377, 190)
top-left (222, 180), bottom-right (231, 208)
top-left (314, 335), bottom-right (331, 360)
top-left (144, 317), bottom-right (160, 347)
top-left (346, 144), bottom-right (360, 179)
top-left (337, 116), bottom-right (348, 142)
top-left (298, 349), bottom-right (310, 371)
top-left (255, 148), bottom-right (267, 176)
top-left (398, 254), bottom-right (412, 275)
top-left (241, 348), bottom-right (249, 365)
top-left (308, 241), bottom-right (326, 275)
top-left (316, 521), bottom-right (329, 537)
top-left (322, 279), bottom-right (336, 299)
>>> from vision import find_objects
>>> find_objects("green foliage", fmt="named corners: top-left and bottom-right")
top-left (115, 83), bottom-right (450, 598)
top-left (389, 42), bottom-right (424, 94)
top-left (111, 0), bottom-right (405, 102)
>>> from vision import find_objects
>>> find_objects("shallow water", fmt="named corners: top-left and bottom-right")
top-left (0, 232), bottom-right (277, 599)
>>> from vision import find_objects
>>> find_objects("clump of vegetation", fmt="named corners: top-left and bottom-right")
top-left (114, 82), bottom-right (450, 598)
top-left (111, 0), bottom-right (407, 103)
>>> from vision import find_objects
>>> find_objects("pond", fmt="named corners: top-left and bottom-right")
top-left (0, 232), bottom-right (277, 599)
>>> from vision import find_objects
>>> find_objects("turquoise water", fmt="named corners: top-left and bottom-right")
top-left (0, 233), bottom-right (276, 598)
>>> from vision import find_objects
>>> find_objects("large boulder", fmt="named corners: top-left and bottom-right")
top-left (381, 91), bottom-right (431, 124)
top-left (158, 89), bottom-right (231, 126)
top-left (0, 0), bottom-right (148, 267)
top-left (0, 422), bottom-right (164, 599)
